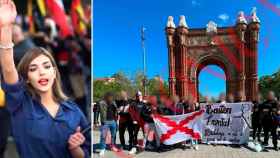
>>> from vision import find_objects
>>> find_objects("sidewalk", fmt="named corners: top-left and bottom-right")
top-left (93, 129), bottom-right (280, 158)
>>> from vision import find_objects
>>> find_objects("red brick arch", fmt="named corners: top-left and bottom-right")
top-left (166, 15), bottom-right (259, 102)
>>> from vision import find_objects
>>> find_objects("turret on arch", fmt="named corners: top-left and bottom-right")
top-left (166, 9), bottom-right (260, 102)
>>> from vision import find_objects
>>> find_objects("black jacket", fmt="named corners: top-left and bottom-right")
top-left (116, 99), bottom-right (133, 121)
top-left (260, 99), bottom-right (279, 124)
top-left (130, 100), bottom-right (145, 114)
top-left (252, 101), bottom-right (261, 125)
top-left (140, 104), bottom-right (155, 123)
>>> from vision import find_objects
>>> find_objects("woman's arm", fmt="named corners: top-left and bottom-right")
top-left (0, 0), bottom-right (18, 84)
top-left (0, 25), bottom-right (18, 84)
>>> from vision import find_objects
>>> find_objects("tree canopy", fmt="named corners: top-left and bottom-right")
top-left (259, 69), bottom-right (280, 99)
top-left (93, 71), bottom-right (168, 102)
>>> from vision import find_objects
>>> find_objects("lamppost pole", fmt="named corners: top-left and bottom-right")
top-left (141, 26), bottom-right (147, 96)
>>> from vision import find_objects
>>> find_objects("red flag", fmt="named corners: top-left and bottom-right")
top-left (45, 0), bottom-right (73, 38)
top-left (153, 110), bottom-right (204, 145)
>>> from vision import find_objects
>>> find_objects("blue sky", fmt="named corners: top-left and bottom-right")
top-left (93, 0), bottom-right (280, 97)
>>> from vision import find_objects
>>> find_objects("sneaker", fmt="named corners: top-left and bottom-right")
top-left (194, 145), bottom-right (199, 151)
top-left (99, 149), bottom-right (105, 157)
top-left (274, 147), bottom-right (279, 151)
top-left (128, 147), bottom-right (137, 155)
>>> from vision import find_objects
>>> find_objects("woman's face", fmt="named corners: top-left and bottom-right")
top-left (27, 55), bottom-right (56, 94)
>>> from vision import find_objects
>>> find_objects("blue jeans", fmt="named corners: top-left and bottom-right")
top-left (99, 120), bottom-right (117, 150)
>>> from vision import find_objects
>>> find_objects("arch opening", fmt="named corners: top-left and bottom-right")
top-left (198, 65), bottom-right (226, 102)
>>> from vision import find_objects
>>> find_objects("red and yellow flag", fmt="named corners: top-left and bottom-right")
top-left (71, 0), bottom-right (87, 35)
top-left (27, 0), bottom-right (35, 34)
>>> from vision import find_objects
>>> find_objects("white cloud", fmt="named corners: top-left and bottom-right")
top-left (218, 13), bottom-right (229, 22)
top-left (191, 0), bottom-right (201, 7)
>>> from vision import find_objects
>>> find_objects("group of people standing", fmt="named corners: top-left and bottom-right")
top-left (93, 90), bottom-right (280, 156)
top-left (252, 91), bottom-right (280, 151)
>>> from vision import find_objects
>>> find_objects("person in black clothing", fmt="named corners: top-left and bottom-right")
top-left (93, 102), bottom-right (100, 126)
top-left (260, 91), bottom-right (279, 151)
top-left (129, 91), bottom-right (146, 154)
top-left (140, 96), bottom-right (161, 152)
top-left (252, 93), bottom-right (262, 142)
top-left (116, 91), bottom-right (134, 150)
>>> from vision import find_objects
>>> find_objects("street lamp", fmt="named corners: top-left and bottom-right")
top-left (141, 26), bottom-right (147, 96)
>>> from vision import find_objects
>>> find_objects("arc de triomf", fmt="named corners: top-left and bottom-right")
top-left (166, 10), bottom-right (260, 101)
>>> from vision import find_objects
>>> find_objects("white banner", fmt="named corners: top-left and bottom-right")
top-left (202, 102), bottom-right (252, 144)
top-left (153, 110), bottom-right (204, 145)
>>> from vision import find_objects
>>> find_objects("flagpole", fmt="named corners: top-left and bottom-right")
top-left (141, 26), bottom-right (147, 96)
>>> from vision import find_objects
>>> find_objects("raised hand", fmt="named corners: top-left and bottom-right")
top-left (0, 0), bottom-right (17, 27)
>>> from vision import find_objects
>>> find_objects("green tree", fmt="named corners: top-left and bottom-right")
top-left (147, 76), bottom-right (168, 97)
top-left (93, 71), bottom-right (169, 101)
top-left (259, 69), bottom-right (280, 99)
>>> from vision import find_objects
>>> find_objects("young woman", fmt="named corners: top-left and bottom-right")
top-left (0, 1), bottom-right (90, 158)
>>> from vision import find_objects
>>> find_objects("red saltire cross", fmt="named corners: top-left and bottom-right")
top-left (153, 109), bottom-right (204, 143)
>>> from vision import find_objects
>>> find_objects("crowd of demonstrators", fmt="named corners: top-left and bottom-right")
top-left (93, 89), bottom-right (280, 156)
top-left (94, 91), bottom-right (201, 156)
top-left (254, 91), bottom-right (280, 151)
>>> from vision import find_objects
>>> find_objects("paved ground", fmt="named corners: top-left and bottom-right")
top-left (93, 128), bottom-right (280, 158)
top-left (5, 128), bottom-right (280, 158)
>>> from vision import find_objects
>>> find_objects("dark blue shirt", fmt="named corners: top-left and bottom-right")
top-left (2, 79), bottom-right (90, 158)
